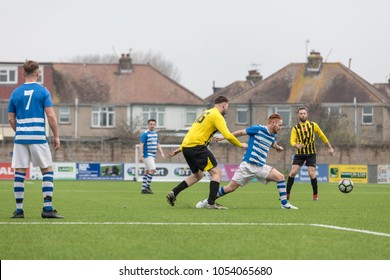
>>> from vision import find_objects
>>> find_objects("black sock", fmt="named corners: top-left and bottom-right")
top-left (287, 176), bottom-right (295, 194)
top-left (172, 180), bottom-right (188, 197)
top-left (311, 177), bottom-right (318, 195)
top-left (207, 181), bottom-right (220, 205)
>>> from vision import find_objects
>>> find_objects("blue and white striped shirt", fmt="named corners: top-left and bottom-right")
top-left (140, 130), bottom-right (159, 158)
top-left (242, 125), bottom-right (276, 166)
top-left (8, 82), bottom-right (52, 144)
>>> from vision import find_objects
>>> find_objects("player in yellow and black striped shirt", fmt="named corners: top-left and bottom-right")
top-left (287, 107), bottom-right (334, 200)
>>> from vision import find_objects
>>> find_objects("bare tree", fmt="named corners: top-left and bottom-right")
top-left (131, 50), bottom-right (181, 82)
top-left (68, 50), bottom-right (181, 82)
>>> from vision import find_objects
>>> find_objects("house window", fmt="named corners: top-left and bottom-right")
top-left (270, 107), bottom-right (291, 127)
top-left (59, 106), bottom-right (70, 123)
top-left (143, 107), bottom-right (164, 126)
top-left (186, 108), bottom-right (197, 125)
top-left (0, 66), bottom-right (17, 84)
top-left (362, 106), bottom-right (373, 125)
top-left (328, 106), bottom-right (341, 115)
top-left (236, 106), bottom-right (248, 124)
top-left (92, 106), bottom-right (115, 127)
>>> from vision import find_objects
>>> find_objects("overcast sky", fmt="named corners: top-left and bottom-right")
top-left (2, 0), bottom-right (389, 98)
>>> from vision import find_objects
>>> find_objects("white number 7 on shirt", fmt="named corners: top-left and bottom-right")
top-left (24, 90), bottom-right (34, 110)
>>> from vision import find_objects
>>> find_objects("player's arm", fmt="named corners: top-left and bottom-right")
top-left (8, 112), bottom-right (16, 131)
top-left (272, 142), bottom-right (284, 152)
top-left (45, 107), bottom-right (60, 151)
top-left (214, 116), bottom-right (244, 148)
top-left (138, 142), bottom-right (144, 162)
top-left (290, 127), bottom-right (304, 149)
top-left (169, 146), bottom-right (182, 157)
top-left (157, 143), bottom-right (165, 158)
top-left (215, 129), bottom-right (246, 142)
top-left (314, 123), bottom-right (334, 155)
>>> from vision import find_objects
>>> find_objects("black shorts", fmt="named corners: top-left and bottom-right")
top-left (292, 154), bottom-right (316, 167)
top-left (182, 146), bottom-right (217, 173)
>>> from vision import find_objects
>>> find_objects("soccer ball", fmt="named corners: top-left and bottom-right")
top-left (338, 178), bottom-right (354, 193)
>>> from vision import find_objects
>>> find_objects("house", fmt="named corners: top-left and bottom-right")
top-left (206, 51), bottom-right (390, 145)
top-left (0, 54), bottom-right (207, 162)
top-left (0, 54), bottom-right (207, 139)
top-left (52, 54), bottom-right (207, 141)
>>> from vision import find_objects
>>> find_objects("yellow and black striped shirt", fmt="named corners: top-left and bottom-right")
top-left (290, 121), bottom-right (329, 154)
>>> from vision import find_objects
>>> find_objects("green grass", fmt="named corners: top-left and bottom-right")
top-left (0, 180), bottom-right (389, 260)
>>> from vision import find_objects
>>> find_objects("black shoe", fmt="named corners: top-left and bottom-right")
top-left (41, 209), bottom-right (64, 219)
top-left (141, 188), bottom-right (154, 194)
top-left (166, 191), bottom-right (176, 206)
top-left (11, 210), bottom-right (24, 218)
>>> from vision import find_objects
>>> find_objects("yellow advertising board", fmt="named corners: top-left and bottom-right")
top-left (329, 164), bottom-right (368, 184)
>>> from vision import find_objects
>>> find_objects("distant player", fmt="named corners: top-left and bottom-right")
top-left (139, 119), bottom-right (165, 194)
top-left (8, 60), bottom-right (63, 218)
top-left (287, 107), bottom-right (334, 200)
top-left (196, 114), bottom-right (298, 210)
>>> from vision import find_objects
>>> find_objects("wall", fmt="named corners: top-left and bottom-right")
top-left (1, 141), bottom-right (388, 174)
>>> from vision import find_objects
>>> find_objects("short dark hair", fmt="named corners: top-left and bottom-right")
top-left (297, 106), bottom-right (307, 113)
top-left (214, 95), bottom-right (229, 104)
top-left (148, 119), bottom-right (156, 124)
top-left (23, 60), bottom-right (39, 76)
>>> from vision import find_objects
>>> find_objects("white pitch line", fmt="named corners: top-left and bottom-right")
top-left (310, 224), bottom-right (390, 237)
top-left (1, 221), bottom-right (389, 237)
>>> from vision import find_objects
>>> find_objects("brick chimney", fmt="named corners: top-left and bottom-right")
top-left (246, 69), bottom-right (263, 85)
top-left (306, 50), bottom-right (323, 72)
top-left (119, 53), bottom-right (133, 74)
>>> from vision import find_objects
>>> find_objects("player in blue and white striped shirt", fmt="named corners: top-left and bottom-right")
top-left (8, 60), bottom-right (63, 218)
top-left (139, 119), bottom-right (165, 194)
top-left (196, 114), bottom-right (298, 210)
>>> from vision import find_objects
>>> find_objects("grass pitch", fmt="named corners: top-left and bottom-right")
top-left (0, 180), bottom-right (389, 260)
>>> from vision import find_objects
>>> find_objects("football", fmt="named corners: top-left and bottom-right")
top-left (338, 178), bottom-right (354, 193)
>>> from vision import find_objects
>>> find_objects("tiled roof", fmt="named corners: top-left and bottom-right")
top-left (229, 63), bottom-right (390, 104)
top-left (373, 82), bottom-right (390, 99)
top-left (52, 63), bottom-right (206, 105)
top-left (204, 80), bottom-right (256, 105)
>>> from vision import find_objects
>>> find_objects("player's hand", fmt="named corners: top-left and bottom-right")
top-left (241, 143), bottom-right (248, 149)
top-left (276, 146), bottom-right (284, 152)
top-left (169, 149), bottom-right (181, 157)
top-left (139, 157), bottom-right (144, 163)
top-left (53, 137), bottom-right (60, 151)
top-left (214, 136), bottom-right (224, 142)
top-left (329, 147), bottom-right (334, 156)
top-left (295, 144), bottom-right (305, 149)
